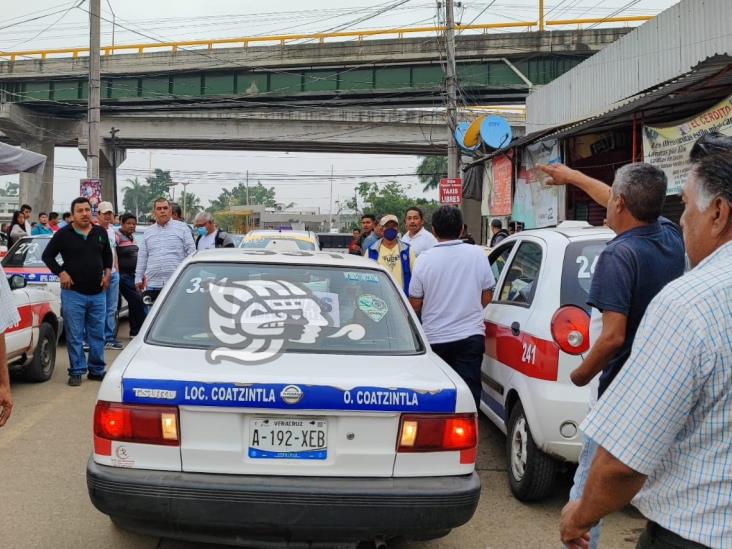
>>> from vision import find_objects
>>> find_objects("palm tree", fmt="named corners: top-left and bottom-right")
top-left (180, 191), bottom-right (203, 221)
top-left (122, 177), bottom-right (148, 218)
top-left (416, 156), bottom-right (448, 192)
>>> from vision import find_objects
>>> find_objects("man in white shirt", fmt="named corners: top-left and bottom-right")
top-left (136, 198), bottom-right (196, 304)
top-left (401, 206), bottom-right (437, 256)
top-left (408, 206), bottom-right (495, 407)
top-left (97, 201), bottom-right (124, 350)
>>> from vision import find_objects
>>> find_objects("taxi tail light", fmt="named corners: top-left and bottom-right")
top-left (398, 414), bottom-right (478, 464)
top-left (551, 305), bottom-right (590, 355)
top-left (94, 401), bottom-right (179, 447)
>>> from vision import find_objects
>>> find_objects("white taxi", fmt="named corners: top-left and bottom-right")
top-left (239, 229), bottom-right (320, 252)
top-left (481, 221), bottom-right (613, 501)
top-left (5, 272), bottom-right (62, 382)
top-left (87, 248), bottom-right (480, 546)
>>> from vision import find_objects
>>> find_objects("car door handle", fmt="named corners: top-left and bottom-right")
top-left (510, 322), bottom-right (521, 336)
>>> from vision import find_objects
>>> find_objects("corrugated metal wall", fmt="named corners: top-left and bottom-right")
top-left (526, 0), bottom-right (732, 132)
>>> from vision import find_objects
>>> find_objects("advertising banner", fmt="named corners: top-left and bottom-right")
top-left (79, 178), bottom-right (102, 215)
top-left (512, 140), bottom-right (563, 229)
top-left (439, 178), bottom-right (463, 205)
top-left (482, 154), bottom-right (513, 217)
top-left (643, 96), bottom-right (732, 195)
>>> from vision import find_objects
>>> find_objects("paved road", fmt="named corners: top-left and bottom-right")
top-left (0, 322), bottom-right (645, 549)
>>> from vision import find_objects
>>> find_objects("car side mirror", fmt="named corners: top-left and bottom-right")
top-left (8, 274), bottom-right (26, 290)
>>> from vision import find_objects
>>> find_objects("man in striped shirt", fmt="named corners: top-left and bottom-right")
top-left (560, 152), bottom-right (732, 549)
top-left (135, 198), bottom-right (195, 302)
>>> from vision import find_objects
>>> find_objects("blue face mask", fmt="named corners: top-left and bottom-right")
top-left (384, 228), bottom-right (398, 241)
top-left (197, 227), bottom-right (207, 237)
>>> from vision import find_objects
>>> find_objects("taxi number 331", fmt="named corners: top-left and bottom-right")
top-left (521, 343), bottom-right (537, 365)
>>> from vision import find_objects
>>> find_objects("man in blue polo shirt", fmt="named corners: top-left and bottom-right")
top-left (540, 161), bottom-right (685, 549)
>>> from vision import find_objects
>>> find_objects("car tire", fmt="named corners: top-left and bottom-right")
top-left (506, 401), bottom-right (557, 501)
top-left (24, 322), bottom-right (56, 382)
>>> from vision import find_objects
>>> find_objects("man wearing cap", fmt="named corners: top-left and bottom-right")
top-left (366, 214), bottom-right (415, 294)
top-left (97, 201), bottom-right (124, 350)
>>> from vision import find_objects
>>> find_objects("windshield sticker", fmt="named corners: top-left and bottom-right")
top-left (357, 294), bottom-right (388, 323)
top-left (343, 272), bottom-right (379, 283)
top-left (122, 379), bottom-right (457, 413)
top-left (205, 279), bottom-right (364, 365)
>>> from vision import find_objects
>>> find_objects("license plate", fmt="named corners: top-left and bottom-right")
top-left (248, 417), bottom-right (328, 460)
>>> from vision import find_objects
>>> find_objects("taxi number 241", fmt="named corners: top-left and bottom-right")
top-left (521, 343), bottom-right (537, 365)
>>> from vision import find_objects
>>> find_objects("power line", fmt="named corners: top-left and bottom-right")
top-left (0, 0), bottom-right (85, 50)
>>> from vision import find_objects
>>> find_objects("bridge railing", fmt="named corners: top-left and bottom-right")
top-left (0, 17), bottom-right (653, 62)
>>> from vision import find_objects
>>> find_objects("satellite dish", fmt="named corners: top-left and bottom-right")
top-left (463, 115), bottom-right (485, 148)
top-left (480, 115), bottom-right (512, 150)
top-left (454, 122), bottom-right (479, 152)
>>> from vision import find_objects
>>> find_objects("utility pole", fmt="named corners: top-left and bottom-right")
top-left (328, 164), bottom-right (334, 230)
top-left (245, 170), bottom-right (250, 206)
top-left (109, 127), bottom-right (119, 212)
top-left (87, 0), bottom-right (101, 181)
top-left (539, 0), bottom-right (545, 31)
top-left (444, 0), bottom-right (460, 179)
top-left (181, 181), bottom-right (190, 221)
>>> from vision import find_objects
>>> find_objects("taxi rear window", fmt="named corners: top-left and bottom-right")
top-left (2, 238), bottom-right (50, 268)
top-left (560, 240), bottom-right (608, 311)
top-left (146, 262), bottom-right (424, 356)
top-left (242, 238), bottom-right (316, 251)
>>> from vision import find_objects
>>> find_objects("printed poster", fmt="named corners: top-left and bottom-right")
top-left (643, 96), bottom-right (732, 195)
top-left (80, 178), bottom-right (102, 215)
top-left (482, 153), bottom-right (513, 217)
top-left (512, 139), bottom-right (564, 229)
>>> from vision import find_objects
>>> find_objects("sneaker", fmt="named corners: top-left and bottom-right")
top-left (105, 341), bottom-right (124, 350)
top-left (83, 343), bottom-right (90, 352)
top-left (87, 371), bottom-right (106, 381)
top-left (68, 375), bottom-right (82, 387)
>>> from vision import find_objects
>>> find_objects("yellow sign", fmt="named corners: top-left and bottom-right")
top-left (643, 96), bottom-right (732, 195)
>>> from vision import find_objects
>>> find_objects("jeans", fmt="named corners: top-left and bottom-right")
top-left (431, 334), bottom-right (484, 408)
top-left (566, 434), bottom-right (602, 549)
top-left (103, 271), bottom-right (120, 343)
top-left (119, 273), bottom-right (146, 335)
top-left (636, 522), bottom-right (710, 549)
top-left (61, 289), bottom-right (106, 376)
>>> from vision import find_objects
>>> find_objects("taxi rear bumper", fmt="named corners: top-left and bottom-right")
top-left (87, 457), bottom-right (480, 545)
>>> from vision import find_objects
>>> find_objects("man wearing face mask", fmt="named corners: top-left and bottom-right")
top-left (367, 214), bottom-right (415, 294)
top-left (193, 212), bottom-right (235, 250)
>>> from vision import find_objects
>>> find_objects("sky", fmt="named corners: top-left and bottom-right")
top-left (0, 0), bottom-right (681, 214)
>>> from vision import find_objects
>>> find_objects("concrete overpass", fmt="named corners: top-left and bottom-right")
top-left (0, 28), bottom-right (629, 213)
top-left (0, 102), bottom-right (525, 212)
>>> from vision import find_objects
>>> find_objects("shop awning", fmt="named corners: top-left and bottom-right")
top-left (0, 141), bottom-right (46, 176)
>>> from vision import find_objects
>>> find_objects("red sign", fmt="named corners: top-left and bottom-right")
top-left (439, 178), bottom-right (463, 205)
top-left (490, 155), bottom-right (513, 216)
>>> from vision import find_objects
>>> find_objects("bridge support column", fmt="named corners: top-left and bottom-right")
top-left (19, 140), bottom-right (54, 216)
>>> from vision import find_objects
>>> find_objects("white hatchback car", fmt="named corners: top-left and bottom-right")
top-left (481, 221), bottom-right (614, 501)
top-left (87, 248), bottom-right (480, 546)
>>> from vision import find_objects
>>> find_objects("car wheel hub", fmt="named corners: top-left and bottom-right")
top-left (511, 416), bottom-right (528, 481)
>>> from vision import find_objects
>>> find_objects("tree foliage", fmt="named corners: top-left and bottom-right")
top-left (0, 182), bottom-right (19, 197)
top-left (121, 169), bottom-right (202, 221)
top-left (416, 156), bottom-right (448, 192)
top-left (208, 182), bottom-right (278, 212)
top-left (346, 181), bottom-right (440, 231)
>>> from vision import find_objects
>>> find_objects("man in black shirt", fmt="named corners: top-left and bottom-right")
top-left (116, 213), bottom-right (146, 336)
top-left (42, 197), bottom-right (113, 386)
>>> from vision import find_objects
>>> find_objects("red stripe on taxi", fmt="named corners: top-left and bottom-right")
top-left (6, 305), bottom-right (32, 334)
top-left (484, 322), bottom-right (560, 382)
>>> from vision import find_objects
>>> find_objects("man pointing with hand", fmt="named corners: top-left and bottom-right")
top-left (42, 197), bottom-right (113, 387)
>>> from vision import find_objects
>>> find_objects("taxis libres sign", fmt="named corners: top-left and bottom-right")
top-left (643, 96), bottom-right (732, 195)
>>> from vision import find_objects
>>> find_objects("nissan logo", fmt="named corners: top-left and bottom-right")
top-left (280, 385), bottom-right (304, 405)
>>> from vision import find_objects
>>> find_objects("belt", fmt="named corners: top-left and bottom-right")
top-left (646, 522), bottom-right (710, 549)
